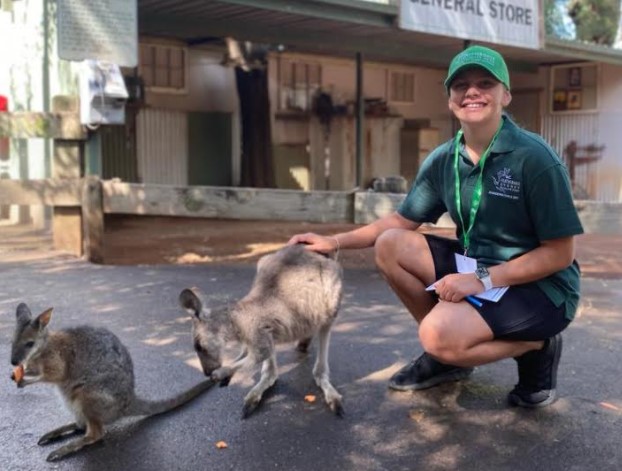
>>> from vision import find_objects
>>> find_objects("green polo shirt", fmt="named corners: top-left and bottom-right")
top-left (398, 115), bottom-right (584, 320)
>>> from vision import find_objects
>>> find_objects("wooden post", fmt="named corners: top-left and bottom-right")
top-left (565, 140), bottom-right (577, 183)
top-left (52, 96), bottom-right (85, 257)
top-left (82, 176), bottom-right (104, 263)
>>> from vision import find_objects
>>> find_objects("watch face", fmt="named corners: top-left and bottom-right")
top-left (475, 267), bottom-right (489, 279)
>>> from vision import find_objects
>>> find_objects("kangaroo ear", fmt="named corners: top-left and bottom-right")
top-left (34, 308), bottom-right (53, 330)
top-left (179, 288), bottom-right (202, 318)
top-left (16, 303), bottom-right (32, 324)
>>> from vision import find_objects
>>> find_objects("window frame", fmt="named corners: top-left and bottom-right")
top-left (387, 69), bottom-right (416, 104)
top-left (277, 57), bottom-right (322, 112)
top-left (139, 41), bottom-right (189, 95)
top-left (549, 62), bottom-right (599, 115)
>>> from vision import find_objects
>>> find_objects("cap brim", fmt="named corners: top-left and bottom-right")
top-left (444, 64), bottom-right (505, 90)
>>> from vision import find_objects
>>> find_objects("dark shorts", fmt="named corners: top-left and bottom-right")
top-left (424, 234), bottom-right (570, 341)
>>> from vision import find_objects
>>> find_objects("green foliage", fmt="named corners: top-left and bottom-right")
top-left (545, 0), bottom-right (567, 37)
top-left (568, 0), bottom-right (621, 45)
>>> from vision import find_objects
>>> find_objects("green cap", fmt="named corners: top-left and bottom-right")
top-left (444, 45), bottom-right (510, 92)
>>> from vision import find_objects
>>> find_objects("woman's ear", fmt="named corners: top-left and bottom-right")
top-left (502, 89), bottom-right (512, 107)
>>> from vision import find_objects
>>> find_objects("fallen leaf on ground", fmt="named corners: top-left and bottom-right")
top-left (215, 441), bottom-right (228, 449)
top-left (409, 410), bottom-right (425, 422)
top-left (304, 395), bottom-right (317, 403)
top-left (599, 402), bottom-right (620, 411)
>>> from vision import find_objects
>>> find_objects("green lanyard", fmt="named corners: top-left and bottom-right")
top-left (453, 122), bottom-right (503, 255)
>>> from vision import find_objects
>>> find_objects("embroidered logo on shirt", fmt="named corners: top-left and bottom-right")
top-left (489, 168), bottom-right (520, 200)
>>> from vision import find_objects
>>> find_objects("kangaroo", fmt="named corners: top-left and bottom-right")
top-left (179, 243), bottom-right (344, 418)
top-left (10, 303), bottom-right (214, 462)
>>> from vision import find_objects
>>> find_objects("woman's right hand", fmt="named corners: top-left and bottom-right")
top-left (287, 232), bottom-right (338, 254)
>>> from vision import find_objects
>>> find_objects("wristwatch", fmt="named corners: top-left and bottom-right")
top-left (475, 266), bottom-right (493, 291)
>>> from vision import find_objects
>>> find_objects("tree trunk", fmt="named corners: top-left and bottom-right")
top-left (235, 67), bottom-right (275, 188)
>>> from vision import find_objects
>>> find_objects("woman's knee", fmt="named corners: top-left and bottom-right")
top-left (375, 229), bottom-right (402, 260)
top-left (375, 229), bottom-right (426, 270)
top-left (419, 318), bottom-right (460, 364)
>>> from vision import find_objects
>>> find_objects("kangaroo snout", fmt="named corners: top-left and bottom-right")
top-left (193, 341), bottom-right (222, 376)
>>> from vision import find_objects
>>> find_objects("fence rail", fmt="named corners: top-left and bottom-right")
top-left (0, 112), bottom-right (86, 140)
top-left (2, 178), bottom-right (622, 264)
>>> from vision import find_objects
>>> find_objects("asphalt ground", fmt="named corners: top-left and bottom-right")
top-left (1, 230), bottom-right (621, 471)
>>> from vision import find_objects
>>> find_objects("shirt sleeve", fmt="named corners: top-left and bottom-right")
top-left (397, 147), bottom-right (448, 223)
top-left (526, 163), bottom-right (584, 240)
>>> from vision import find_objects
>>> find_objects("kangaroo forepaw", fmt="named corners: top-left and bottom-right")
top-left (241, 398), bottom-right (261, 419)
top-left (296, 338), bottom-right (312, 353)
top-left (211, 367), bottom-right (233, 386)
top-left (219, 376), bottom-right (232, 387)
top-left (330, 400), bottom-right (345, 418)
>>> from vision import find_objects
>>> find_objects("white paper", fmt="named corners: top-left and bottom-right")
top-left (454, 254), bottom-right (477, 274)
top-left (473, 286), bottom-right (509, 302)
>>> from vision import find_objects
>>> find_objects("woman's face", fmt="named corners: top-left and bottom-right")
top-left (447, 68), bottom-right (512, 126)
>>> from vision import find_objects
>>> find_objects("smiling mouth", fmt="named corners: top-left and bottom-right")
top-left (462, 103), bottom-right (486, 108)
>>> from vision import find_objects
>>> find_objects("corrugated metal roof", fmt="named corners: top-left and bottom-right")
top-left (137, 0), bottom-right (622, 69)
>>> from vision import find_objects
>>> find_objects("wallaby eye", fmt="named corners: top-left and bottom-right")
top-left (24, 341), bottom-right (35, 349)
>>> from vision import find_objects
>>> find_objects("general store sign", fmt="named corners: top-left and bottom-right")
top-left (399, 0), bottom-right (541, 50)
top-left (57, 0), bottom-right (138, 67)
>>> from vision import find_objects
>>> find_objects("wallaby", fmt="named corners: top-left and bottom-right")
top-left (179, 243), bottom-right (344, 418)
top-left (10, 303), bottom-right (214, 462)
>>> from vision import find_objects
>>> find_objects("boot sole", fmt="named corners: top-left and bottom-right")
top-left (508, 389), bottom-right (557, 408)
top-left (388, 368), bottom-right (474, 392)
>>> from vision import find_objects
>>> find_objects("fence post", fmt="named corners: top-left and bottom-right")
top-left (82, 176), bottom-right (104, 263)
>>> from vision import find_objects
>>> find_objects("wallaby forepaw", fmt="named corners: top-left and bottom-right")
top-left (219, 376), bottom-right (231, 387)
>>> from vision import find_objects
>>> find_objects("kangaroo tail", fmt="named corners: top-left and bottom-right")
top-left (126, 379), bottom-right (215, 417)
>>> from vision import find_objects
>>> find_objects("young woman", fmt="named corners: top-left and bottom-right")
top-left (288, 45), bottom-right (583, 408)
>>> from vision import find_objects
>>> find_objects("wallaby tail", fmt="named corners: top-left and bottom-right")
top-left (126, 379), bottom-right (215, 417)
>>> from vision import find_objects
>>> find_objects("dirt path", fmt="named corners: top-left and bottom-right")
top-left (1, 215), bottom-right (621, 278)
top-left (102, 215), bottom-right (453, 269)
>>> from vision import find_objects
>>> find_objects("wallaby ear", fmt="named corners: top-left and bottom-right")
top-left (34, 308), bottom-right (53, 330)
top-left (179, 288), bottom-right (202, 318)
top-left (16, 303), bottom-right (32, 325)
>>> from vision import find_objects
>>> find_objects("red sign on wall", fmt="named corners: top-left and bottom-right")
top-left (0, 95), bottom-right (9, 161)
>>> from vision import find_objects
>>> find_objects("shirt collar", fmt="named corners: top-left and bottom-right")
top-left (454, 114), bottom-right (518, 160)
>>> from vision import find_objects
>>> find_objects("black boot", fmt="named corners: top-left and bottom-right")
top-left (508, 334), bottom-right (563, 408)
top-left (388, 352), bottom-right (474, 391)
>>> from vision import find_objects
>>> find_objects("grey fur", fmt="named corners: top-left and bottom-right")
top-left (179, 244), bottom-right (344, 418)
top-left (10, 303), bottom-right (214, 462)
